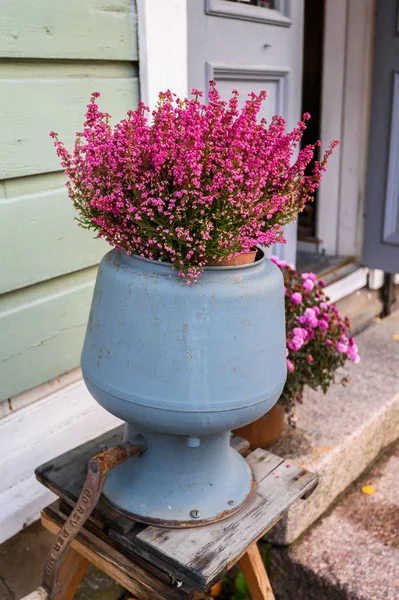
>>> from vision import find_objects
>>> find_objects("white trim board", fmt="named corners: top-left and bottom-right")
top-left (137, 0), bottom-right (188, 111)
top-left (324, 267), bottom-right (368, 303)
top-left (0, 379), bottom-right (121, 544)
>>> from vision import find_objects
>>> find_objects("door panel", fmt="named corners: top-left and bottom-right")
top-left (187, 0), bottom-right (304, 264)
top-left (363, 0), bottom-right (399, 273)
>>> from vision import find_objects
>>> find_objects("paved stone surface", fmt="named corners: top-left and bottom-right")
top-left (0, 521), bottom-right (123, 600)
top-left (266, 310), bottom-right (399, 544)
top-left (269, 442), bottom-right (399, 600)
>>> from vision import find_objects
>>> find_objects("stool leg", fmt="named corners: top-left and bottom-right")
top-left (53, 547), bottom-right (90, 600)
top-left (238, 543), bottom-right (275, 600)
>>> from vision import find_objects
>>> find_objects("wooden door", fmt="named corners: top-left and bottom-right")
top-left (363, 0), bottom-right (399, 273)
top-left (187, 0), bottom-right (305, 264)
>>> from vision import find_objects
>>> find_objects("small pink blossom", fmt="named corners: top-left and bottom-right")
top-left (336, 340), bottom-right (348, 353)
top-left (303, 307), bottom-right (319, 328)
top-left (286, 359), bottom-right (295, 372)
top-left (288, 336), bottom-right (305, 351)
top-left (306, 354), bottom-right (314, 363)
top-left (347, 341), bottom-right (360, 363)
top-left (293, 327), bottom-right (308, 340)
top-left (291, 292), bottom-right (302, 305)
top-left (301, 272), bottom-right (317, 281)
top-left (302, 279), bottom-right (315, 291)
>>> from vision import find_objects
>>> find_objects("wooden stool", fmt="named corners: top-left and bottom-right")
top-left (29, 427), bottom-right (317, 600)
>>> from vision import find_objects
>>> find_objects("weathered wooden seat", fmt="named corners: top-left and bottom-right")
top-left (27, 426), bottom-right (317, 600)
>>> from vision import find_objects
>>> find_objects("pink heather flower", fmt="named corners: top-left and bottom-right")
top-left (302, 278), bottom-right (315, 291)
top-left (50, 85), bottom-right (337, 282)
top-left (320, 301), bottom-right (328, 310)
top-left (287, 359), bottom-right (295, 372)
top-left (306, 354), bottom-right (314, 363)
top-left (270, 256), bottom-right (280, 265)
top-left (326, 339), bottom-right (333, 346)
top-left (313, 306), bottom-right (320, 316)
top-left (319, 279), bottom-right (326, 288)
top-left (291, 292), bottom-right (302, 305)
top-left (287, 263), bottom-right (296, 271)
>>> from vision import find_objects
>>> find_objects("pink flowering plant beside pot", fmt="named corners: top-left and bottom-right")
top-left (270, 257), bottom-right (360, 426)
top-left (50, 84), bottom-right (337, 282)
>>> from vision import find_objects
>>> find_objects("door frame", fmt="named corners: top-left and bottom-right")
top-left (317, 0), bottom-right (376, 259)
top-left (136, 0), bottom-right (189, 110)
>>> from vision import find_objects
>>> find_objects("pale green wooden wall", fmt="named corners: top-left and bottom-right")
top-left (0, 0), bottom-right (139, 401)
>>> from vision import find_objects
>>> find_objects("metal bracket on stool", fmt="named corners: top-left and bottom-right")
top-left (40, 441), bottom-right (146, 599)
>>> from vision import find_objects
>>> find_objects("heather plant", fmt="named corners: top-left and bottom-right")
top-left (270, 257), bottom-right (360, 426)
top-left (50, 84), bottom-right (337, 282)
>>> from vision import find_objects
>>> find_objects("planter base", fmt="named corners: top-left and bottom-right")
top-left (102, 424), bottom-right (255, 527)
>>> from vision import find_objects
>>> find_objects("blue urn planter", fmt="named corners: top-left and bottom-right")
top-left (81, 247), bottom-right (286, 526)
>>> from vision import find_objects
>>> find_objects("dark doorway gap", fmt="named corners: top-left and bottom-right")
top-left (298, 0), bottom-right (326, 242)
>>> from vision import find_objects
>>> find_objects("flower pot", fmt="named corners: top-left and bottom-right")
top-left (233, 402), bottom-right (286, 449)
top-left (206, 250), bottom-right (257, 267)
top-left (81, 247), bottom-right (286, 527)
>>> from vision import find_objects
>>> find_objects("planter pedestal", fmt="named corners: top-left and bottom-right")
top-left (102, 426), bottom-right (254, 526)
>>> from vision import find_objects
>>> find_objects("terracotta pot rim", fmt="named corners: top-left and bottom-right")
top-left (118, 245), bottom-right (265, 272)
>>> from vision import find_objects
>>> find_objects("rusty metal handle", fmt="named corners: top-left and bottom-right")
top-left (41, 441), bottom-right (146, 598)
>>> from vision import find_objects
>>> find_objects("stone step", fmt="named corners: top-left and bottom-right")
top-left (269, 441), bottom-right (399, 600)
top-left (265, 310), bottom-right (399, 545)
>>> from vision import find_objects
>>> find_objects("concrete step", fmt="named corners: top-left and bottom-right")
top-left (265, 310), bottom-right (399, 545)
top-left (269, 441), bottom-right (399, 600)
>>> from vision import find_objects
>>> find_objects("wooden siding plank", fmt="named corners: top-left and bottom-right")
top-left (0, 176), bottom-right (108, 294)
top-left (0, 70), bottom-right (139, 179)
top-left (0, 268), bottom-right (97, 401)
top-left (0, 0), bottom-right (137, 61)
